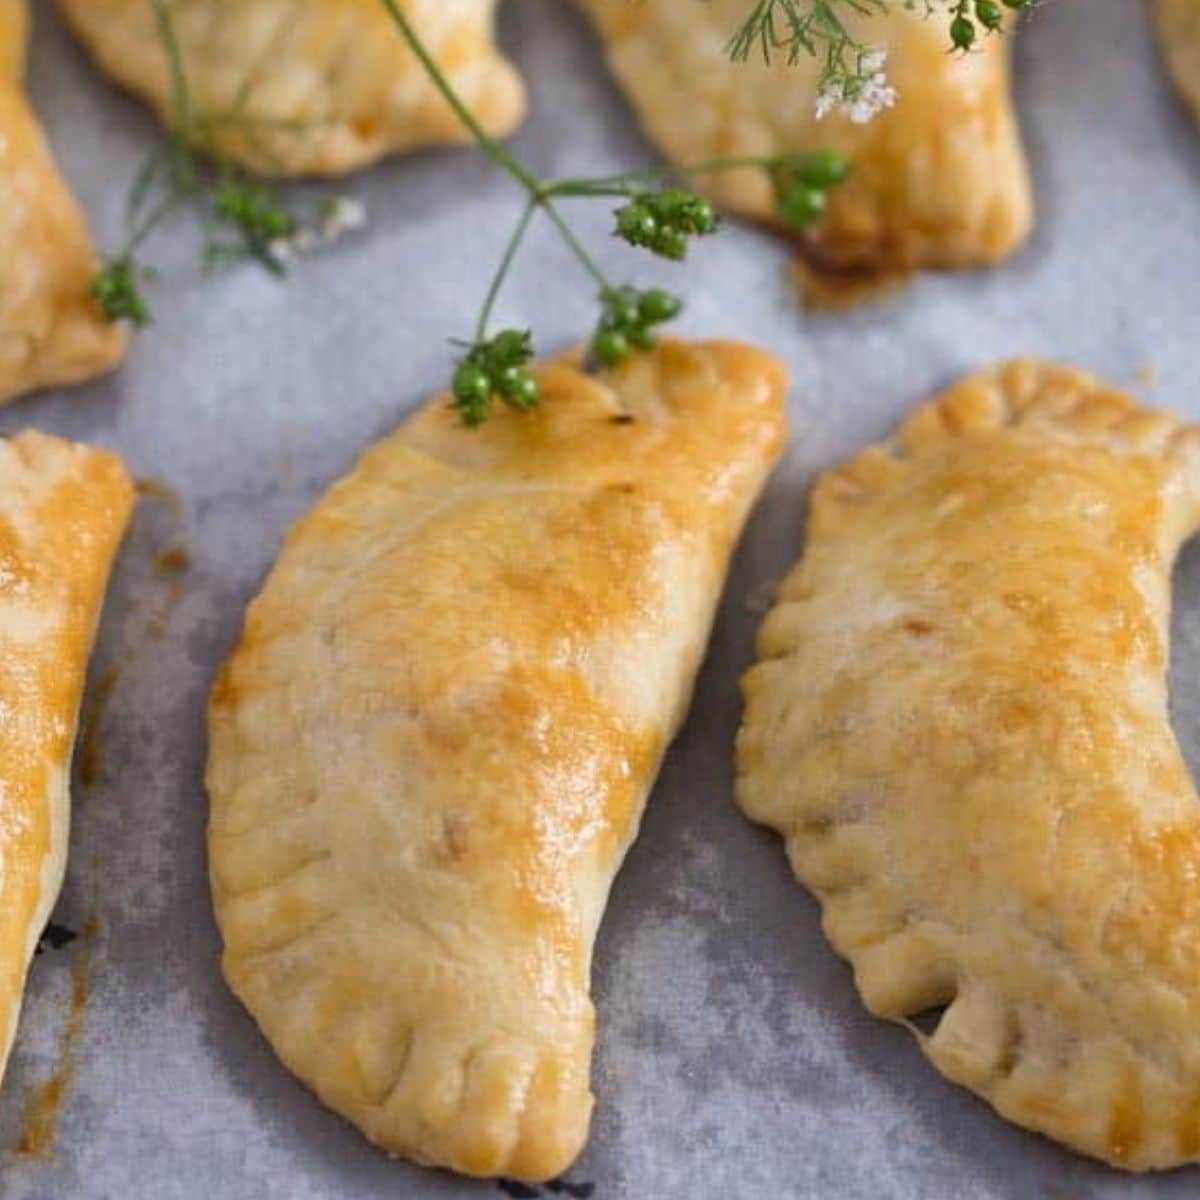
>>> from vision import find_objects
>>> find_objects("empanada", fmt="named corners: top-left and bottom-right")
top-left (0, 0), bottom-right (124, 405)
top-left (1156, 0), bottom-right (1200, 130)
top-left (55, 0), bottom-right (526, 177)
top-left (738, 361), bottom-right (1200, 1170)
top-left (0, 432), bottom-right (133, 1084)
top-left (575, 0), bottom-right (1032, 277)
top-left (207, 340), bottom-right (786, 1180)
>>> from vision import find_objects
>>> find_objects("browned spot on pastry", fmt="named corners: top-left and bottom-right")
top-left (352, 114), bottom-right (381, 141)
top-left (14, 916), bottom-right (96, 1161)
top-left (209, 661), bottom-right (237, 712)
top-left (902, 617), bottom-right (935, 637)
top-left (1176, 1092), bottom-right (1200, 1158)
top-left (431, 814), bottom-right (469, 866)
top-left (800, 812), bottom-right (834, 837)
top-left (1106, 1071), bottom-right (1144, 1165)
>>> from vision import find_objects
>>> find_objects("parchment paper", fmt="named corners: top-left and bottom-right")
top-left (5, 1), bottom-right (1200, 1196)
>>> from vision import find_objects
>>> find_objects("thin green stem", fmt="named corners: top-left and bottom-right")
top-left (475, 198), bottom-right (538, 341)
top-left (541, 201), bottom-right (612, 292)
top-left (550, 154), bottom-right (800, 197)
top-left (126, 190), bottom-right (186, 255)
top-left (543, 181), bottom-right (639, 201)
top-left (371, 2), bottom-right (622, 303)
top-left (125, 140), bottom-right (172, 229)
top-left (374, 0), bottom-right (540, 194)
top-left (149, 0), bottom-right (195, 147)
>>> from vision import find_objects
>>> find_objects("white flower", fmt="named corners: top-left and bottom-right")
top-left (814, 47), bottom-right (897, 125)
top-left (846, 73), bottom-right (897, 124)
top-left (859, 48), bottom-right (888, 76)
top-left (319, 196), bottom-right (367, 240)
top-left (815, 89), bottom-right (839, 121)
top-left (269, 195), bottom-right (367, 263)
top-left (267, 237), bottom-right (295, 265)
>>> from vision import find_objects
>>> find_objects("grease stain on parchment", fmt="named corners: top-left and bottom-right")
top-left (78, 666), bottom-right (121, 790)
top-left (14, 917), bottom-right (97, 1162)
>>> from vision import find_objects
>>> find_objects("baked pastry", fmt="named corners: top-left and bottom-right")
top-left (207, 339), bottom-right (787, 1180)
top-left (0, 0), bottom-right (124, 405)
top-left (0, 432), bottom-right (133, 1085)
top-left (1156, 0), bottom-right (1200, 130)
top-left (738, 361), bottom-right (1200, 1170)
top-left (55, 0), bottom-right (526, 177)
top-left (575, 0), bottom-right (1032, 277)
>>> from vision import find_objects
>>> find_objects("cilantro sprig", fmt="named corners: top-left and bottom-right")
top-left (375, 0), bottom-right (848, 422)
top-left (89, 0), bottom-right (351, 324)
top-left (92, 0), bottom-right (1044, 420)
top-left (728, 0), bottom-right (1033, 86)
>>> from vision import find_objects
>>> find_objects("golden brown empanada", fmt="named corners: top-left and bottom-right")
top-left (207, 340), bottom-right (787, 1180)
top-left (1156, 0), bottom-right (1200, 130)
top-left (55, 0), bottom-right (526, 177)
top-left (0, 0), bottom-right (124, 405)
top-left (0, 432), bottom-right (133, 1084)
top-left (738, 361), bottom-right (1200, 1170)
top-left (575, 0), bottom-right (1032, 278)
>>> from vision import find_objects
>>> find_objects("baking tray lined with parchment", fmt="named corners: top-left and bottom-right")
top-left (5, 1), bottom-right (1200, 1196)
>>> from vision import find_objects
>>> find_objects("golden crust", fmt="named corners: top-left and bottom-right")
top-left (1156, 0), bottom-right (1200, 129)
top-left (0, 0), bottom-right (125, 405)
top-left (575, 0), bottom-right (1032, 275)
top-left (206, 340), bottom-right (787, 1181)
top-left (55, 0), bottom-right (526, 178)
top-left (738, 361), bottom-right (1200, 1171)
top-left (0, 431), bottom-right (133, 1083)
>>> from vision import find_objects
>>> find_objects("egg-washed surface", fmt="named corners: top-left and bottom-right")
top-left (739, 362), bottom-right (1200, 1171)
top-left (0, 0), bottom-right (124, 405)
top-left (0, 432), bottom-right (132, 1091)
top-left (575, 0), bottom-right (1031, 277)
top-left (206, 341), bottom-right (786, 1181)
top-left (55, 0), bottom-right (526, 177)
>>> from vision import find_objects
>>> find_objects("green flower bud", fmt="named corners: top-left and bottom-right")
top-left (487, 329), bottom-right (533, 366)
top-left (975, 0), bottom-right (1002, 30)
top-left (655, 228), bottom-right (689, 261)
top-left (607, 293), bottom-right (641, 330)
top-left (627, 324), bottom-right (657, 352)
top-left (779, 184), bottom-right (827, 230)
top-left (593, 328), bottom-right (629, 368)
top-left (637, 289), bottom-right (682, 324)
top-left (501, 371), bottom-right (539, 410)
top-left (951, 13), bottom-right (977, 50)
top-left (616, 203), bottom-right (658, 246)
top-left (452, 362), bottom-right (491, 408)
top-left (799, 149), bottom-right (852, 189)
